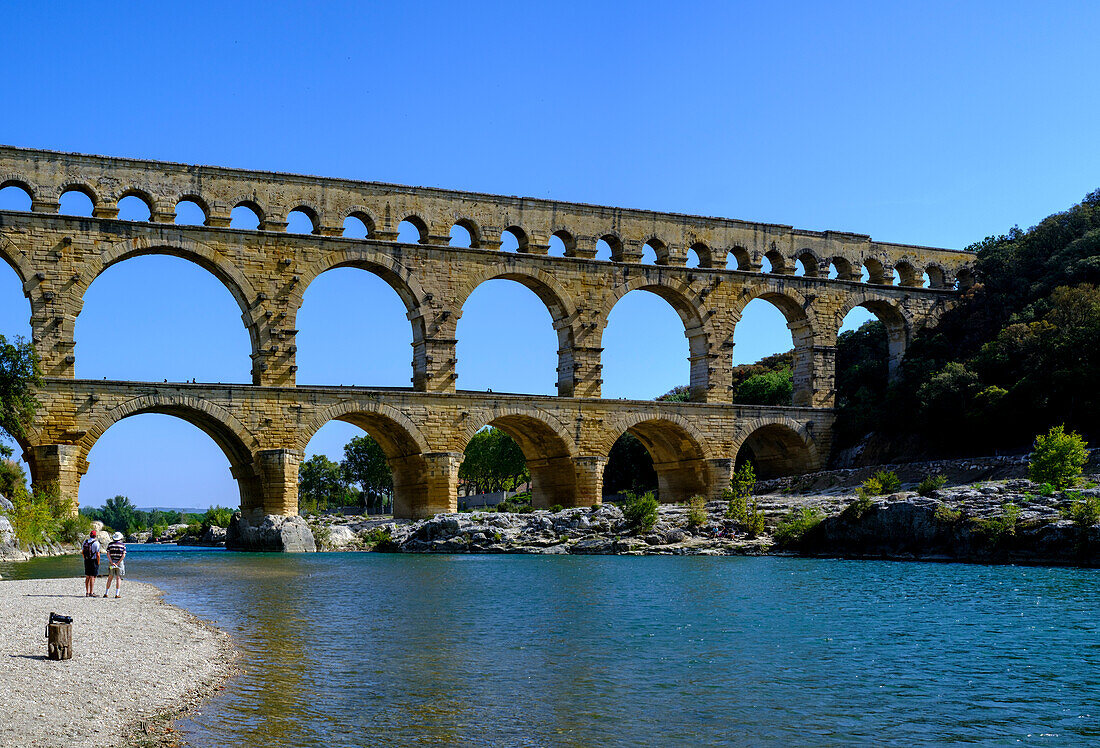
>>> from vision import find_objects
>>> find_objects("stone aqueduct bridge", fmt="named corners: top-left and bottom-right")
top-left (0, 146), bottom-right (976, 520)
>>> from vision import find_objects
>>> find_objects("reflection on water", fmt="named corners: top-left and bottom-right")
top-left (7, 550), bottom-right (1100, 746)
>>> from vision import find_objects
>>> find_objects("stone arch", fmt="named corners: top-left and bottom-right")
top-left (299, 400), bottom-right (436, 519)
top-left (598, 276), bottom-right (710, 400)
top-left (1, 174), bottom-right (37, 203)
top-left (599, 232), bottom-right (624, 261)
top-left (57, 181), bottom-right (100, 206)
top-left (731, 285), bottom-right (820, 407)
top-left (836, 292), bottom-right (913, 378)
top-left (286, 203), bottom-right (321, 234)
top-left (642, 235), bottom-right (670, 265)
top-left (726, 244), bottom-right (752, 270)
top-left (398, 213), bottom-right (429, 243)
top-left (450, 216), bottom-right (483, 248)
top-left (763, 248), bottom-right (790, 274)
top-left (231, 198), bottom-right (267, 229)
top-left (894, 259), bottom-right (921, 287)
top-left (925, 264), bottom-right (948, 289)
top-left (75, 237), bottom-right (262, 379)
top-left (863, 257), bottom-right (889, 285)
top-left (955, 267), bottom-right (974, 290)
top-left (734, 418), bottom-right (819, 479)
top-left (116, 187), bottom-right (156, 215)
top-left (829, 256), bottom-right (856, 280)
top-left (689, 242), bottom-right (714, 268)
top-left (174, 193), bottom-right (211, 224)
top-left (0, 234), bottom-right (38, 288)
top-left (551, 229), bottom-right (577, 256)
top-left (456, 267), bottom-right (579, 395)
top-left (459, 408), bottom-right (579, 508)
top-left (79, 393), bottom-right (262, 510)
top-left (794, 249), bottom-right (822, 277)
top-left (602, 415), bottom-right (712, 503)
top-left (340, 205), bottom-right (378, 237)
top-left (503, 224), bottom-right (530, 253)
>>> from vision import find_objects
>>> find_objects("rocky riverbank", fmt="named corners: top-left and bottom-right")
top-left (0, 578), bottom-right (237, 748)
top-left (305, 471), bottom-right (1100, 565)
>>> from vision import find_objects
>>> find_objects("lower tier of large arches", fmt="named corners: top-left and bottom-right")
top-left (24, 380), bottom-right (835, 522)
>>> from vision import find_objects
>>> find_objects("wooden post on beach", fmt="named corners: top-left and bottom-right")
top-left (47, 621), bottom-right (72, 660)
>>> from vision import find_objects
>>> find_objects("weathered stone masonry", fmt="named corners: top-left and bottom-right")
top-left (0, 146), bottom-right (975, 520)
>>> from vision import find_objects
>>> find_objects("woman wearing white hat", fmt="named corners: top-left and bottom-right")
top-left (104, 532), bottom-right (126, 598)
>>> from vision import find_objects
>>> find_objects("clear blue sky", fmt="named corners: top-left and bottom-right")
top-left (1, 1), bottom-right (1097, 510)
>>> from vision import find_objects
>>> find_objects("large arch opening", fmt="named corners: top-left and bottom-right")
top-left (603, 419), bottom-right (709, 504)
top-left (79, 410), bottom-right (256, 516)
top-left (0, 257), bottom-right (34, 486)
top-left (301, 406), bottom-right (430, 518)
top-left (460, 415), bottom-right (577, 510)
top-left (299, 420), bottom-right (397, 515)
top-left (732, 293), bottom-right (812, 406)
top-left (75, 254), bottom-right (252, 382)
top-left (735, 423), bottom-right (814, 479)
top-left (456, 277), bottom-right (567, 396)
top-left (296, 266), bottom-right (416, 387)
top-left (601, 288), bottom-right (705, 400)
top-left (838, 298), bottom-right (909, 380)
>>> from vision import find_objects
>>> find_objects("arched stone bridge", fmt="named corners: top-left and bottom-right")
top-left (0, 146), bottom-right (975, 520)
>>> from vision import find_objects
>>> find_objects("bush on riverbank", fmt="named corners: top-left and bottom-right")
top-left (774, 507), bottom-right (824, 546)
top-left (621, 491), bottom-right (659, 533)
top-left (1028, 425), bottom-right (1088, 489)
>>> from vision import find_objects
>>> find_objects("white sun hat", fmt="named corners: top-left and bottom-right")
top-left (112, 532), bottom-right (124, 541)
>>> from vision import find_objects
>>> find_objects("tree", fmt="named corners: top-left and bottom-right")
top-left (101, 495), bottom-right (139, 534)
top-left (341, 435), bottom-right (393, 514)
top-left (733, 369), bottom-right (793, 406)
top-left (458, 427), bottom-right (528, 494)
top-left (0, 334), bottom-right (40, 447)
top-left (1028, 425), bottom-right (1088, 489)
top-left (298, 454), bottom-right (350, 512)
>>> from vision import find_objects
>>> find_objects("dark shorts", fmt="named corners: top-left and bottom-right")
top-left (83, 558), bottom-right (99, 577)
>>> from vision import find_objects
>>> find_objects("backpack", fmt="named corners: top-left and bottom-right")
top-left (82, 539), bottom-right (97, 560)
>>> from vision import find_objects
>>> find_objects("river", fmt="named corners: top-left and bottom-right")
top-left (5, 548), bottom-right (1100, 746)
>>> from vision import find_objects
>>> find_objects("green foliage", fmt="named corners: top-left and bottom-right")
top-left (918, 474), bottom-right (948, 496)
top-left (686, 495), bottom-right (707, 527)
top-left (933, 505), bottom-right (963, 524)
top-left (201, 505), bottom-right (233, 530)
top-left (1028, 425), bottom-right (1089, 489)
top-left (833, 321), bottom-right (890, 446)
top-left (8, 479), bottom-right (75, 546)
top-left (732, 368), bottom-right (793, 406)
top-left (857, 470), bottom-right (900, 499)
top-left (602, 431), bottom-right (658, 497)
top-left (773, 507), bottom-right (823, 546)
top-left (363, 526), bottom-right (399, 552)
top-left (0, 333), bottom-right (41, 445)
top-left (57, 513), bottom-right (93, 544)
top-left (833, 189), bottom-right (1100, 456)
top-left (459, 427), bottom-right (529, 495)
top-left (1038, 482), bottom-right (1057, 497)
top-left (724, 463), bottom-right (765, 536)
top-left (100, 495), bottom-right (139, 534)
top-left (299, 454), bottom-right (353, 512)
top-left (972, 503), bottom-right (1019, 542)
top-left (621, 491), bottom-right (659, 533)
top-left (342, 435), bottom-right (393, 514)
top-left (731, 462), bottom-right (756, 503)
top-left (495, 492), bottom-right (535, 513)
top-left (1064, 494), bottom-right (1100, 529)
top-left (840, 494), bottom-right (875, 521)
top-left (656, 385), bottom-right (691, 402)
top-left (549, 504), bottom-right (564, 513)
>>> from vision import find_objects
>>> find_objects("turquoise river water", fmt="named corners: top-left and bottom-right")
top-left (4, 548), bottom-right (1100, 746)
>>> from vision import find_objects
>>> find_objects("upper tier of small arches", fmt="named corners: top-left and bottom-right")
top-left (0, 147), bottom-right (975, 290)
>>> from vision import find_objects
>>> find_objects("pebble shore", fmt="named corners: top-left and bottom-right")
top-left (0, 578), bottom-right (236, 748)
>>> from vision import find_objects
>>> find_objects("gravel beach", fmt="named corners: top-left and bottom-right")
top-left (0, 578), bottom-right (236, 748)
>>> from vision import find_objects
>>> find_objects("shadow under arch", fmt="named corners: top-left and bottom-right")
top-left (74, 237), bottom-right (261, 381)
top-left (300, 400), bottom-right (435, 518)
top-left (456, 268), bottom-right (578, 395)
top-left (735, 419), bottom-right (818, 479)
top-left (75, 394), bottom-right (261, 511)
top-left (732, 285), bottom-right (819, 406)
top-left (598, 278), bottom-right (709, 400)
top-left (603, 415), bottom-right (711, 503)
top-left (461, 409), bottom-right (579, 508)
top-left (836, 292), bottom-right (911, 378)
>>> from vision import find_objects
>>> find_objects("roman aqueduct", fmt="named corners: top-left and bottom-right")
top-left (0, 146), bottom-right (975, 520)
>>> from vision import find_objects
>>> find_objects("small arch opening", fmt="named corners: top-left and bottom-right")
top-left (286, 208), bottom-right (317, 235)
top-left (794, 253), bottom-right (819, 277)
top-left (117, 195), bottom-right (152, 222)
top-left (895, 261), bottom-right (920, 287)
top-left (926, 266), bottom-right (946, 289)
top-left (449, 223), bottom-right (473, 248)
top-left (549, 231), bottom-right (574, 257)
top-left (595, 238), bottom-right (614, 261)
top-left (230, 204), bottom-right (262, 231)
top-left (863, 259), bottom-right (886, 285)
top-left (174, 199), bottom-right (207, 226)
top-left (502, 226), bottom-right (528, 253)
top-left (0, 184), bottom-right (33, 211)
top-left (60, 189), bottom-right (94, 217)
top-left (342, 213), bottom-right (373, 239)
top-left (727, 246), bottom-right (751, 271)
top-left (397, 217), bottom-right (427, 244)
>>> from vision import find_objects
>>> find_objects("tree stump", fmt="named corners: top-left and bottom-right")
top-left (47, 622), bottom-right (72, 660)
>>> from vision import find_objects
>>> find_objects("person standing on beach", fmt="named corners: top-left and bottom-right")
top-left (81, 530), bottom-right (100, 597)
top-left (103, 532), bottom-right (126, 598)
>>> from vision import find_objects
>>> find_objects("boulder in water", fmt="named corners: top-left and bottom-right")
top-left (226, 513), bottom-right (316, 552)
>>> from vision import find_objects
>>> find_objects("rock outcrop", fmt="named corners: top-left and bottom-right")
top-left (226, 513), bottom-right (316, 552)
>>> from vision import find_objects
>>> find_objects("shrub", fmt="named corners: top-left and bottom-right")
top-left (1063, 494), bottom-right (1100, 529)
top-left (363, 527), bottom-right (399, 552)
top-left (622, 491), bottom-right (659, 533)
top-left (724, 489), bottom-right (766, 537)
top-left (1028, 425), bottom-right (1089, 489)
top-left (686, 495), bottom-right (707, 527)
top-left (773, 507), bottom-right (823, 546)
top-left (972, 503), bottom-right (1019, 542)
top-left (856, 477), bottom-right (882, 500)
top-left (933, 505), bottom-right (963, 524)
top-left (731, 462), bottom-right (756, 502)
top-left (840, 494), bottom-right (875, 521)
top-left (202, 505), bottom-right (234, 530)
top-left (918, 474), bottom-right (948, 497)
top-left (1039, 483), bottom-right (1057, 497)
top-left (873, 470), bottom-right (901, 493)
top-left (57, 513), bottom-right (92, 544)
top-left (549, 504), bottom-right (564, 513)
